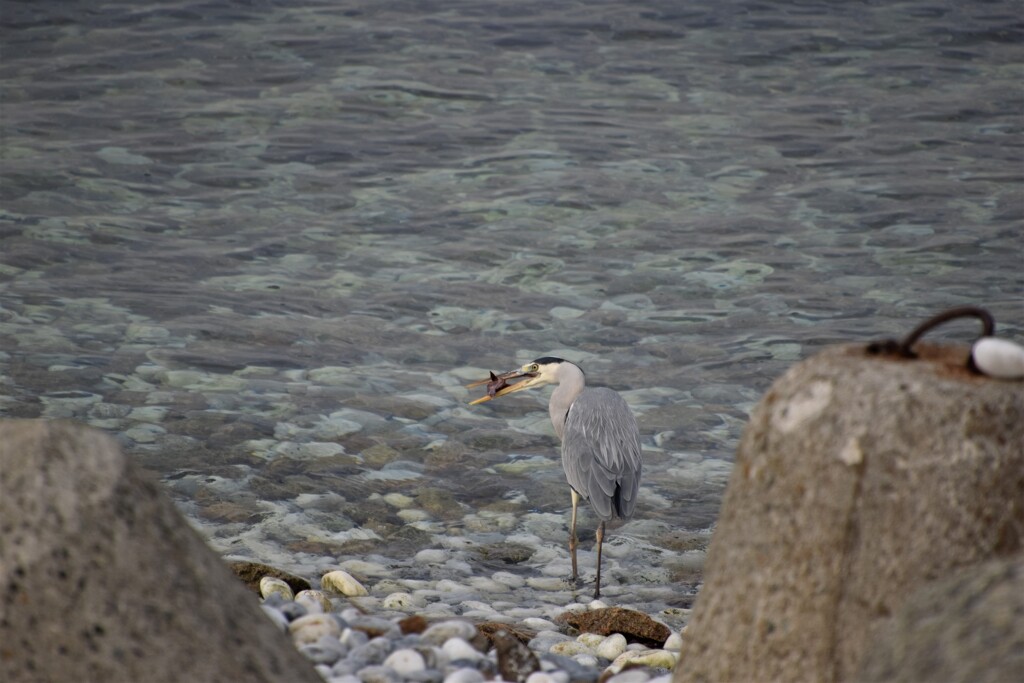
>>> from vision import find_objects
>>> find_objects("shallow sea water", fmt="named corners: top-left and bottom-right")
top-left (1, 1), bottom-right (1021, 622)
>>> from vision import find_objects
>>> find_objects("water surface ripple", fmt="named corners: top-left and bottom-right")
top-left (2, 1), bottom-right (1021, 618)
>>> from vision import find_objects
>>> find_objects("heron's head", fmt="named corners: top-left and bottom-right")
top-left (468, 357), bottom-right (574, 405)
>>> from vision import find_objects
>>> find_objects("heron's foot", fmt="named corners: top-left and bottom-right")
top-left (566, 574), bottom-right (585, 589)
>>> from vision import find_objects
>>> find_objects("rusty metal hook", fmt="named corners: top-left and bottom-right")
top-left (867, 306), bottom-right (995, 359)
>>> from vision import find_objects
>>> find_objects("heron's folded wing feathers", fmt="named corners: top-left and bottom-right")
top-left (561, 388), bottom-right (642, 520)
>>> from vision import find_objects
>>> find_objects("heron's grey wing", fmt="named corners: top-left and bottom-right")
top-left (561, 387), bottom-right (642, 521)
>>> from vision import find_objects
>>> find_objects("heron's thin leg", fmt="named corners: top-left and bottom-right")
top-left (594, 520), bottom-right (605, 599)
top-left (569, 489), bottom-right (580, 581)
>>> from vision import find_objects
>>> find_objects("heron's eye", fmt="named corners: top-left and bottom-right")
top-left (526, 364), bottom-right (538, 372)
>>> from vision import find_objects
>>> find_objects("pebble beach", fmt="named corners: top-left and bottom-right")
top-left (1, 0), bottom-right (1021, 679)
top-left (257, 568), bottom-right (685, 683)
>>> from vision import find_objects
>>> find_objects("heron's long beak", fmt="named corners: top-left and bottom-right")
top-left (467, 369), bottom-right (541, 405)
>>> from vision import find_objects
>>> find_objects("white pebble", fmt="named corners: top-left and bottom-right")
top-left (577, 633), bottom-right (605, 648)
top-left (444, 667), bottom-right (485, 683)
top-left (397, 509), bottom-right (431, 523)
top-left (259, 576), bottom-right (294, 601)
top-left (421, 620), bottom-right (478, 645)
top-left (663, 632), bottom-right (683, 652)
top-left (321, 570), bottom-right (369, 597)
top-left (383, 492), bottom-right (415, 508)
top-left (460, 600), bottom-right (497, 614)
top-left (340, 560), bottom-right (390, 577)
top-left (973, 337), bottom-right (1024, 379)
top-left (588, 599), bottom-right (609, 610)
top-left (608, 649), bottom-right (678, 674)
top-left (549, 641), bottom-right (593, 657)
top-left (415, 548), bottom-right (449, 564)
top-left (466, 576), bottom-right (510, 593)
top-left (605, 670), bottom-right (651, 683)
top-left (522, 617), bottom-right (558, 631)
top-left (574, 654), bottom-right (599, 668)
top-left (383, 648), bottom-right (426, 675)
top-left (295, 589), bottom-right (332, 614)
top-left (289, 613), bottom-right (341, 646)
top-left (525, 673), bottom-right (557, 683)
top-left (526, 576), bottom-right (567, 591)
top-left (491, 571), bottom-right (526, 588)
top-left (382, 592), bottom-right (420, 610)
top-left (436, 579), bottom-right (471, 593)
top-left (596, 633), bottom-right (627, 660)
top-left (442, 637), bottom-right (482, 661)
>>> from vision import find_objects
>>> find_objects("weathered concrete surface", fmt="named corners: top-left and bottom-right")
top-left (674, 344), bottom-right (1024, 683)
top-left (857, 553), bottom-right (1024, 683)
top-left (0, 419), bottom-right (322, 683)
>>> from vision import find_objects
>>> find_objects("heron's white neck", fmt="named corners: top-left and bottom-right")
top-left (549, 362), bottom-right (586, 440)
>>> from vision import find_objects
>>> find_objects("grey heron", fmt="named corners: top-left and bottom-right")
top-left (469, 357), bottom-right (642, 598)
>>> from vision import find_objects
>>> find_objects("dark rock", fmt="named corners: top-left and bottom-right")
top-left (476, 622), bottom-right (536, 646)
top-left (857, 554), bottom-right (1024, 683)
top-left (556, 607), bottom-right (670, 648)
top-left (230, 560), bottom-right (312, 596)
top-left (398, 614), bottom-right (429, 634)
top-left (493, 629), bottom-right (541, 683)
top-left (0, 419), bottom-right (322, 683)
top-left (674, 344), bottom-right (1024, 683)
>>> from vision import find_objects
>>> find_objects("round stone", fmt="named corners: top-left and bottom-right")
top-left (260, 576), bottom-right (295, 601)
top-left (321, 570), bottom-right (370, 597)
top-left (290, 613), bottom-right (342, 646)
top-left (443, 668), bottom-right (485, 683)
top-left (596, 634), bottom-right (627, 660)
top-left (442, 637), bottom-right (481, 661)
top-left (383, 648), bottom-right (427, 675)
top-left (296, 589), bottom-right (333, 614)
top-left (421, 620), bottom-right (477, 645)
top-left (382, 592), bottom-right (419, 610)
top-left (662, 632), bottom-right (683, 652)
top-left (550, 641), bottom-right (593, 657)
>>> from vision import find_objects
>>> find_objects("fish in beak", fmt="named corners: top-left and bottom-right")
top-left (467, 367), bottom-right (538, 405)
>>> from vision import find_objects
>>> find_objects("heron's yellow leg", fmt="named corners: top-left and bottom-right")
top-left (569, 488), bottom-right (580, 580)
top-left (594, 520), bottom-right (606, 599)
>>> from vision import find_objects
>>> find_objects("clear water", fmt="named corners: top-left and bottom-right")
top-left (2, 1), bottom-right (1021, 616)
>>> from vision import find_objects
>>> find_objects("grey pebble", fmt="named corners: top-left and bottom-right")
top-left (349, 636), bottom-right (395, 668)
top-left (351, 616), bottom-right (402, 638)
top-left (405, 670), bottom-right (444, 683)
top-left (300, 634), bottom-right (348, 666)
top-left (328, 676), bottom-right (363, 683)
top-left (342, 628), bottom-right (371, 649)
top-left (604, 670), bottom-right (652, 683)
top-left (357, 664), bottom-right (404, 683)
top-left (279, 600), bottom-right (309, 621)
top-left (421, 620), bottom-right (478, 646)
top-left (260, 604), bottom-right (289, 632)
top-left (442, 668), bottom-right (485, 683)
top-left (541, 655), bottom-right (600, 683)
